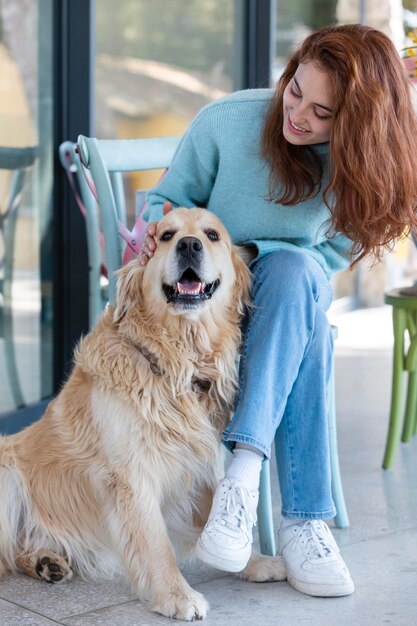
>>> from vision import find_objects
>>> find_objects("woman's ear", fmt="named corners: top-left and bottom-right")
top-left (113, 260), bottom-right (144, 323)
top-left (231, 246), bottom-right (252, 317)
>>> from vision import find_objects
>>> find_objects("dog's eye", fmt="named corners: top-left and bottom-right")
top-left (160, 230), bottom-right (175, 241)
top-left (205, 230), bottom-right (219, 241)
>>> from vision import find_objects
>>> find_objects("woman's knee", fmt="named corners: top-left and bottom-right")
top-left (252, 250), bottom-right (329, 302)
top-left (257, 250), bottom-right (315, 281)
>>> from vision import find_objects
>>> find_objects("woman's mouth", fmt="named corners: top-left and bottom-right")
top-left (288, 116), bottom-right (310, 135)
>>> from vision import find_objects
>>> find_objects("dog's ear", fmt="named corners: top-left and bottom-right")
top-left (231, 246), bottom-right (252, 316)
top-left (113, 260), bottom-right (144, 323)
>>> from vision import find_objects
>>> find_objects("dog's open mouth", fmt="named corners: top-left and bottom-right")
top-left (163, 268), bottom-right (220, 305)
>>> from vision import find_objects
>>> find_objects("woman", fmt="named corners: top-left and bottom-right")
top-left (140, 24), bottom-right (417, 597)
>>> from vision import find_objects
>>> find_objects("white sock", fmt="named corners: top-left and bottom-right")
top-left (225, 444), bottom-right (263, 492)
top-left (280, 517), bottom-right (303, 529)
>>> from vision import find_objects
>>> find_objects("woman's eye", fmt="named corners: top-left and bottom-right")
top-left (160, 230), bottom-right (175, 241)
top-left (314, 110), bottom-right (332, 121)
top-left (205, 230), bottom-right (219, 241)
top-left (290, 86), bottom-right (301, 98)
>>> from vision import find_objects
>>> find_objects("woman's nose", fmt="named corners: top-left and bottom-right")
top-left (292, 102), bottom-right (308, 123)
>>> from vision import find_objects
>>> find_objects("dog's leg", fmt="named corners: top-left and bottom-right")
top-left (15, 550), bottom-right (73, 584)
top-left (238, 552), bottom-right (287, 583)
top-left (192, 483), bottom-right (215, 531)
top-left (0, 560), bottom-right (9, 578)
top-left (108, 477), bottom-right (209, 621)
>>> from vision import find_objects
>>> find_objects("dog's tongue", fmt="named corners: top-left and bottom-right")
top-left (176, 280), bottom-right (203, 295)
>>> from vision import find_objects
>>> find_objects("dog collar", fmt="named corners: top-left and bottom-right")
top-left (125, 338), bottom-right (211, 393)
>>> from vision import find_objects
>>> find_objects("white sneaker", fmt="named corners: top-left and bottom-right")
top-left (195, 478), bottom-right (258, 572)
top-left (278, 520), bottom-right (354, 597)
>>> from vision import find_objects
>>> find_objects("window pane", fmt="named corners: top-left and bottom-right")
top-left (95, 0), bottom-right (242, 139)
top-left (0, 0), bottom-right (54, 415)
top-left (94, 0), bottom-right (243, 205)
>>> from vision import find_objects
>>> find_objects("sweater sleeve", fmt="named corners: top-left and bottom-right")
top-left (313, 232), bottom-right (353, 275)
top-left (143, 110), bottom-right (219, 222)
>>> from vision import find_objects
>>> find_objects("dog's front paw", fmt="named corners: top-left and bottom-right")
top-left (35, 552), bottom-right (73, 584)
top-left (152, 586), bottom-right (209, 621)
top-left (238, 553), bottom-right (287, 583)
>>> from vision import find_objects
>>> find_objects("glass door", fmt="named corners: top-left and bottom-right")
top-left (0, 0), bottom-right (54, 429)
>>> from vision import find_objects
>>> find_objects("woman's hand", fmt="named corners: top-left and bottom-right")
top-left (139, 201), bottom-right (173, 266)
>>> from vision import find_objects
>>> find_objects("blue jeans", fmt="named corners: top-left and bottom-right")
top-left (223, 250), bottom-right (336, 519)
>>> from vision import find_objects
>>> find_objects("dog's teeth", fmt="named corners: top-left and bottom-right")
top-left (176, 282), bottom-right (202, 295)
top-left (200, 283), bottom-right (206, 294)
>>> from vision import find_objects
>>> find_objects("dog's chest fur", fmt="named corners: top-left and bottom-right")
top-left (76, 312), bottom-right (237, 487)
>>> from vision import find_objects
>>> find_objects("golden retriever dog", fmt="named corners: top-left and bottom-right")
top-left (0, 208), bottom-right (285, 620)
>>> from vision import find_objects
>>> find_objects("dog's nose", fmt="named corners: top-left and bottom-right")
top-left (176, 237), bottom-right (203, 259)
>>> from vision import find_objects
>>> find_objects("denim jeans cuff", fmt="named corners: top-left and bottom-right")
top-left (222, 433), bottom-right (270, 458)
top-left (281, 508), bottom-right (337, 520)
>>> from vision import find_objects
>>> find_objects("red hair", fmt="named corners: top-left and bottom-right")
top-left (262, 23), bottom-right (417, 263)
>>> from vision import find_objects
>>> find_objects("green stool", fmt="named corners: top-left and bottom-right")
top-left (383, 288), bottom-right (417, 469)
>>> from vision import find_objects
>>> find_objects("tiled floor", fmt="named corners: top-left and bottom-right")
top-left (1, 307), bottom-right (416, 625)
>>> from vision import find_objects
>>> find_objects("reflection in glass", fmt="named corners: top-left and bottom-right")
top-left (94, 0), bottom-right (242, 212)
top-left (95, 0), bottom-right (239, 138)
top-left (0, 0), bottom-right (54, 416)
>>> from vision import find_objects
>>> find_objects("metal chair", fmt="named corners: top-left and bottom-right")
top-left (0, 146), bottom-right (37, 409)
top-left (71, 133), bottom-right (349, 557)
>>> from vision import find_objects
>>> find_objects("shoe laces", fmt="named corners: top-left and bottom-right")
top-left (292, 520), bottom-right (338, 561)
top-left (214, 480), bottom-right (257, 535)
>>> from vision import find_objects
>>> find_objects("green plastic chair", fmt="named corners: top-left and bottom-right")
top-left (382, 287), bottom-right (417, 469)
top-left (0, 146), bottom-right (37, 409)
top-left (71, 133), bottom-right (349, 557)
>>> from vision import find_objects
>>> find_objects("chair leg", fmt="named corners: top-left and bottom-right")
top-left (401, 371), bottom-right (417, 442)
top-left (257, 459), bottom-right (276, 556)
top-left (3, 188), bottom-right (25, 409)
top-left (414, 394), bottom-right (417, 436)
top-left (383, 307), bottom-right (407, 469)
top-left (3, 314), bottom-right (25, 408)
top-left (327, 363), bottom-right (349, 528)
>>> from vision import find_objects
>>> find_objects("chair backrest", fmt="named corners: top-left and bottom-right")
top-left (75, 135), bottom-right (181, 307)
top-left (59, 141), bottom-right (105, 327)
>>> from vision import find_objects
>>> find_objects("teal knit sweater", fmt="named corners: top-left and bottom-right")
top-left (143, 89), bottom-right (352, 277)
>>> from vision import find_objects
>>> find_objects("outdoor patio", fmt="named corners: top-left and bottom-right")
top-left (0, 306), bottom-right (416, 625)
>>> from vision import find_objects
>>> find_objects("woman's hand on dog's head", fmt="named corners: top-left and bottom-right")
top-left (139, 201), bottom-right (173, 266)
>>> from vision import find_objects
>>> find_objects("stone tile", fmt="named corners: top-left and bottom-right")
top-left (179, 559), bottom-right (229, 587)
top-left (339, 528), bottom-right (417, 626)
top-left (0, 573), bottom-right (134, 621)
top-left (58, 546), bottom-right (417, 626)
top-left (62, 600), bottom-right (178, 625)
top-left (0, 565), bottom-right (224, 625)
top-left (0, 597), bottom-right (62, 625)
top-left (195, 542), bottom-right (414, 626)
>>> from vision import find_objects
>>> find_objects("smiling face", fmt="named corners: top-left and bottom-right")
top-left (142, 208), bottom-right (245, 318)
top-left (282, 61), bottom-right (335, 146)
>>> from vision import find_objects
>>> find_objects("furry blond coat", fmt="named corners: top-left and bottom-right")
top-left (0, 209), bottom-right (285, 620)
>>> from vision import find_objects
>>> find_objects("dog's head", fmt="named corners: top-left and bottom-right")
top-left (114, 208), bottom-right (251, 324)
